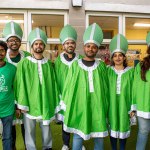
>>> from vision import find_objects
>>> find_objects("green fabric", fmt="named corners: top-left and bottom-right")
top-left (54, 53), bottom-right (82, 94)
top-left (109, 34), bottom-right (128, 55)
top-left (28, 28), bottom-right (47, 46)
top-left (83, 23), bottom-right (103, 47)
top-left (0, 62), bottom-right (16, 118)
top-left (132, 63), bottom-right (150, 118)
top-left (14, 57), bottom-right (60, 124)
top-left (59, 25), bottom-right (77, 44)
top-left (107, 66), bottom-right (134, 138)
top-left (2, 21), bottom-right (23, 41)
top-left (60, 60), bottom-right (108, 140)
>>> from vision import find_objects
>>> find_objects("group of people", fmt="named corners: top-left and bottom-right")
top-left (0, 20), bottom-right (150, 150)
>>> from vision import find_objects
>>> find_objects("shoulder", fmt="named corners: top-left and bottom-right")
top-left (6, 62), bottom-right (16, 71)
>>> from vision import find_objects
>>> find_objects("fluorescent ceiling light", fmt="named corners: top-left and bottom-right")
top-left (134, 23), bottom-right (150, 27)
top-left (0, 20), bottom-right (24, 23)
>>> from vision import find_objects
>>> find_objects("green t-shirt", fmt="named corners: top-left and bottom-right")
top-left (0, 62), bottom-right (16, 118)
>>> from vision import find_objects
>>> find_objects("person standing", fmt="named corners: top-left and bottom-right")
top-left (55, 24), bottom-right (82, 150)
top-left (0, 40), bottom-right (16, 150)
top-left (107, 34), bottom-right (134, 150)
top-left (60, 23), bottom-right (108, 150)
top-left (2, 21), bottom-right (30, 150)
top-left (132, 31), bottom-right (150, 150)
top-left (14, 28), bottom-right (59, 150)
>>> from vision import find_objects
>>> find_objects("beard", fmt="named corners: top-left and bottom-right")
top-left (85, 52), bottom-right (97, 59)
top-left (33, 48), bottom-right (44, 53)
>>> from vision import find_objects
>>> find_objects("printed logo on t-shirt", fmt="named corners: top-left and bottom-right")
top-left (0, 74), bottom-right (8, 92)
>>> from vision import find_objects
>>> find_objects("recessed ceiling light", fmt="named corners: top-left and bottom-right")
top-left (134, 23), bottom-right (150, 27)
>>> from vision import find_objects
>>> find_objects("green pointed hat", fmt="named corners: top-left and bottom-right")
top-left (109, 34), bottom-right (128, 55)
top-left (2, 21), bottom-right (23, 41)
top-left (83, 23), bottom-right (103, 47)
top-left (59, 24), bottom-right (77, 44)
top-left (28, 28), bottom-right (47, 46)
top-left (146, 31), bottom-right (150, 46)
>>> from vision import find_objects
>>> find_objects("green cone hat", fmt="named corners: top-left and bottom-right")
top-left (2, 21), bottom-right (23, 41)
top-left (146, 31), bottom-right (150, 46)
top-left (109, 34), bottom-right (128, 55)
top-left (59, 24), bottom-right (77, 44)
top-left (83, 23), bottom-right (103, 47)
top-left (28, 28), bottom-right (47, 46)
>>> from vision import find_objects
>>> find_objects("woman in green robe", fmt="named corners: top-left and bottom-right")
top-left (108, 34), bottom-right (134, 150)
top-left (133, 32), bottom-right (150, 150)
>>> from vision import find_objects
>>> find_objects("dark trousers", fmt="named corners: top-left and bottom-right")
top-left (12, 124), bottom-right (26, 150)
top-left (110, 136), bottom-right (127, 150)
top-left (62, 124), bottom-right (70, 147)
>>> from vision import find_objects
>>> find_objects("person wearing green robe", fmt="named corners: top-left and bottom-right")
top-left (60, 23), bottom-right (108, 150)
top-left (108, 34), bottom-right (134, 150)
top-left (2, 21), bottom-right (30, 150)
top-left (0, 40), bottom-right (16, 150)
top-left (55, 24), bottom-right (83, 150)
top-left (132, 32), bottom-right (150, 150)
top-left (14, 28), bottom-right (59, 150)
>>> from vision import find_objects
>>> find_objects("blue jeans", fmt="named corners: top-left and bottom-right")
top-left (72, 133), bottom-right (104, 150)
top-left (110, 136), bottom-right (127, 150)
top-left (1, 114), bottom-right (13, 150)
top-left (136, 117), bottom-right (150, 150)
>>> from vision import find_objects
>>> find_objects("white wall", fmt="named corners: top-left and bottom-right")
top-left (0, 0), bottom-right (69, 9)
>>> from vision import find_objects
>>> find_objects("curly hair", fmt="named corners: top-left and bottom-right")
top-left (140, 45), bottom-right (150, 81)
top-left (0, 40), bottom-right (7, 51)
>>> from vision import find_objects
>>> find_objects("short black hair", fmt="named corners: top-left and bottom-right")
top-left (0, 40), bottom-right (8, 51)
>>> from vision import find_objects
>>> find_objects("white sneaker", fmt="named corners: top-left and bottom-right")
top-left (82, 145), bottom-right (86, 150)
top-left (62, 145), bottom-right (69, 150)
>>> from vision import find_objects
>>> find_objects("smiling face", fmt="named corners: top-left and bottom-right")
top-left (84, 43), bottom-right (98, 59)
top-left (112, 52), bottom-right (126, 66)
top-left (63, 39), bottom-right (76, 54)
top-left (32, 40), bottom-right (45, 54)
top-left (7, 36), bottom-right (21, 51)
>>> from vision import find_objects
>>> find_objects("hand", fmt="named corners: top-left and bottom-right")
top-left (16, 109), bottom-right (21, 118)
top-left (130, 111), bottom-right (136, 118)
top-left (21, 110), bottom-right (27, 113)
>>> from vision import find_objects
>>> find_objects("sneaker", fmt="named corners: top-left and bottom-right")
top-left (82, 145), bottom-right (86, 150)
top-left (62, 145), bottom-right (69, 150)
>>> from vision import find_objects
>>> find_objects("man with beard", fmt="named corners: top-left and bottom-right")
top-left (14, 28), bottom-right (60, 150)
top-left (0, 40), bottom-right (16, 150)
top-left (2, 21), bottom-right (30, 150)
top-left (59, 23), bottom-right (108, 150)
top-left (54, 25), bottom-right (83, 150)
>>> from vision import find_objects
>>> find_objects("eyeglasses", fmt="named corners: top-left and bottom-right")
top-left (7, 39), bottom-right (20, 43)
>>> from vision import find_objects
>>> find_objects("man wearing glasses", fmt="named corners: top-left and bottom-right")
top-left (2, 21), bottom-right (30, 150)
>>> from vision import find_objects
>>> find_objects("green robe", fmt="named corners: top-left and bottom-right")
top-left (132, 63), bottom-right (150, 119)
top-left (54, 52), bottom-right (81, 94)
top-left (60, 59), bottom-right (108, 140)
top-left (14, 56), bottom-right (60, 125)
top-left (5, 49), bottom-right (31, 124)
top-left (107, 66), bottom-right (134, 139)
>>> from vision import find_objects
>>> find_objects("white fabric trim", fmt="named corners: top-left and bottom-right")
top-left (111, 66), bottom-right (132, 94)
top-left (27, 56), bottom-right (48, 64)
top-left (78, 59), bottom-right (100, 93)
top-left (63, 124), bottom-right (108, 140)
top-left (27, 56), bottom-right (48, 84)
top-left (110, 130), bottom-right (130, 139)
top-left (131, 104), bottom-right (137, 111)
top-left (11, 21), bottom-right (15, 35)
top-left (61, 37), bottom-right (76, 44)
top-left (57, 113), bottom-right (64, 122)
top-left (90, 23), bottom-right (96, 41)
top-left (6, 49), bottom-right (25, 66)
top-left (24, 113), bottom-right (55, 125)
top-left (13, 119), bottom-right (23, 125)
top-left (17, 104), bottom-right (29, 111)
top-left (60, 52), bottom-right (79, 67)
top-left (59, 100), bottom-right (66, 111)
top-left (137, 110), bottom-right (150, 119)
top-left (55, 105), bottom-right (61, 114)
